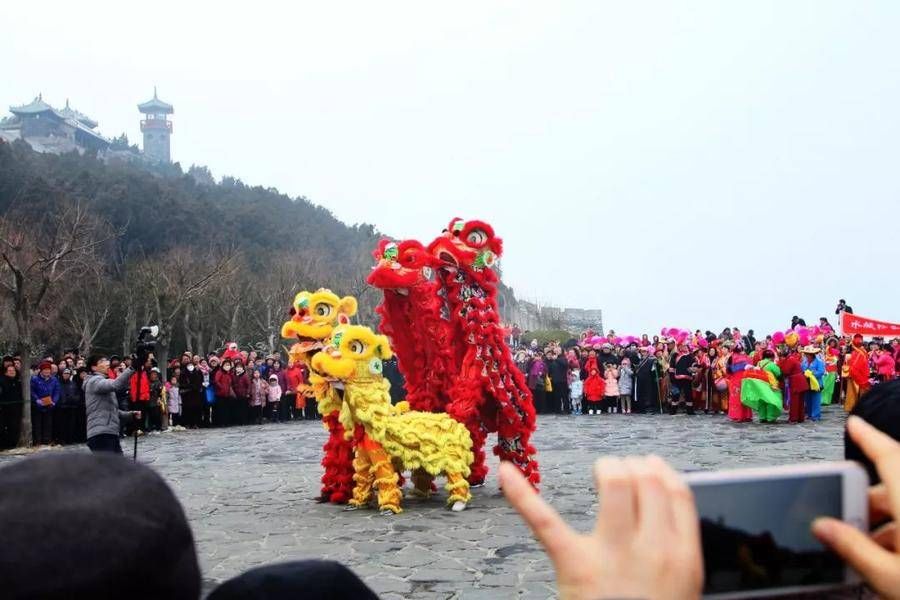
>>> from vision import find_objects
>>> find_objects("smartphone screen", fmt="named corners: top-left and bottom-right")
top-left (691, 474), bottom-right (844, 597)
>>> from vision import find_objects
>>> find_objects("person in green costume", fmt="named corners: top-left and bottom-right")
top-left (740, 349), bottom-right (783, 423)
top-left (821, 338), bottom-right (840, 406)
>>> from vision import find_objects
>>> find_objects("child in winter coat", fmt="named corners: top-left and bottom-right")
top-left (568, 367), bottom-right (584, 415)
top-left (166, 374), bottom-right (181, 428)
top-left (583, 367), bottom-right (605, 414)
top-left (248, 369), bottom-right (267, 425)
top-left (266, 374), bottom-right (282, 423)
top-left (618, 357), bottom-right (634, 414)
top-left (603, 363), bottom-right (620, 414)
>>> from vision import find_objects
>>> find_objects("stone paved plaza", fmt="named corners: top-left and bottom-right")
top-left (2, 407), bottom-right (848, 598)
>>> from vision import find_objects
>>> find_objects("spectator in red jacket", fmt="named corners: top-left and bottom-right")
top-left (231, 360), bottom-right (251, 426)
top-left (583, 367), bottom-right (605, 415)
top-left (213, 358), bottom-right (236, 427)
top-left (284, 362), bottom-right (304, 418)
top-left (129, 361), bottom-right (151, 433)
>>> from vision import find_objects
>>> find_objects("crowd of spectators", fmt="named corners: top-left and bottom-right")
top-left (0, 348), bottom-right (332, 450)
top-left (511, 320), bottom-right (898, 419)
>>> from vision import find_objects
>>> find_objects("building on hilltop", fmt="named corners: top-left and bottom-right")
top-left (138, 88), bottom-right (173, 163)
top-left (0, 95), bottom-right (109, 154)
top-left (1, 90), bottom-right (175, 164)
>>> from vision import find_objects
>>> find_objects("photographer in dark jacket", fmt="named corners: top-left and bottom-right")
top-left (179, 357), bottom-right (204, 429)
top-left (0, 364), bottom-right (22, 449)
top-left (547, 351), bottom-right (570, 414)
top-left (836, 298), bottom-right (853, 315)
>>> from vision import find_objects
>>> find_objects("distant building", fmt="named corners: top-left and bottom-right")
top-left (499, 291), bottom-right (603, 335)
top-left (138, 88), bottom-right (173, 163)
top-left (561, 308), bottom-right (604, 334)
top-left (0, 95), bottom-right (109, 153)
top-left (1, 90), bottom-right (176, 163)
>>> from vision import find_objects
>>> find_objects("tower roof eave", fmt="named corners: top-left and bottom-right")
top-left (137, 97), bottom-right (173, 114)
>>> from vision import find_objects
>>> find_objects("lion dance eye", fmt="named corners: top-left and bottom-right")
top-left (368, 358), bottom-right (383, 375)
top-left (466, 229), bottom-right (488, 247)
top-left (349, 340), bottom-right (366, 354)
top-left (314, 303), bottom-right (333, 317)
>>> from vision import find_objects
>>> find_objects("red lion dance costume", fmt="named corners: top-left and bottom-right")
top-left (367, 240), bottom-right (455, 413)
top-left (369, 219), bottom-right (539, 486)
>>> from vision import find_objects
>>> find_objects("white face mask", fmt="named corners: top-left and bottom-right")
top-left (187, 365), bottom-right (195, 372)
top-left (236, 367), bottom-right (244, 374)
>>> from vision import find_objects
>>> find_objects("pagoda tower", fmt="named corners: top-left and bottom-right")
top-left (138, 87), bottom-right (173, 162)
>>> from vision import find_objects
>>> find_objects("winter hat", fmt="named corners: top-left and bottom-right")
top-left (38, 360), bottom-right (52, 370)
top-left (0, 453), bottom-right (200, 599)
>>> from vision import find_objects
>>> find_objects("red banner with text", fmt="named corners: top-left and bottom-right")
top-left (840, 312), bottom-right (900, 337)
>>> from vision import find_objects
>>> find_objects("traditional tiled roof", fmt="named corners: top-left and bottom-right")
top-left (137, 87), bottom-right (173, 114)
top-left (5, 95), bottom-right (108, 145)
top-left (58, 99), bottom-right (98, 129)
top-left (10, 94), bottom-right (56, 116)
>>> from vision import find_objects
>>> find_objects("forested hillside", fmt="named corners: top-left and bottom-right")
top-left (0, 139), bottom-right (385, 366)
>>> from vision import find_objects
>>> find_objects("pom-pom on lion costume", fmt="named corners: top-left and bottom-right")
top-left (311, 325), bottom-right (473, 514)
top-left (280, 288), bottom-right (358, 504)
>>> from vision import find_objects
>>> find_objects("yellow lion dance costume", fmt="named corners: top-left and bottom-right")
top-left (280, 288), bottom-right (358, 504)
top-left (311, 325), bottom-right (473, 514)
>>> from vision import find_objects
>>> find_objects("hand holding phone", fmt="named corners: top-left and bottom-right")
top-left (812, 416), bottom-right (900, 599)
top-left (684, 460), bottom-right (867, 598)
top-left (500, 456), bottom-right (704, 600)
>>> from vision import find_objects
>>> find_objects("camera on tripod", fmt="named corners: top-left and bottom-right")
top-left (134, 325), bottom-right (159, 365)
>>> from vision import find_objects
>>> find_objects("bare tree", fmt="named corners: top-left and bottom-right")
top-left (245, 255), bottom-right (313, 353)
top-left (0, 201), bottom-right (119, 446)
top-left (62, 272), bottom-right (113, 355)
top-left (137, 246), bottom-right (238, 373)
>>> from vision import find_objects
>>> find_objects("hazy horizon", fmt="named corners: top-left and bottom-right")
top-left (3, 1), bottom-right (898, 336)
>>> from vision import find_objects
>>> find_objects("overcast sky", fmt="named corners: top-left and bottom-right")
top-left (3, 1), bottom-right (898, 335)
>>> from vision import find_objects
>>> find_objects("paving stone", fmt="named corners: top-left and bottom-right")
top-left (479, 573), bottom-right (520, 587)
top-left (364, 575), bottom-right (413, 595)
top-left (409, 568), bottom-right (477, 583)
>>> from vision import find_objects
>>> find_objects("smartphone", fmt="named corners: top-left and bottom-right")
top-left (683, 461), bottom-right (868, 599)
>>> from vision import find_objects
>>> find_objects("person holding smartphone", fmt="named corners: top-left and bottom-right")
top-left (501, 414), bottom-right (900, 600)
